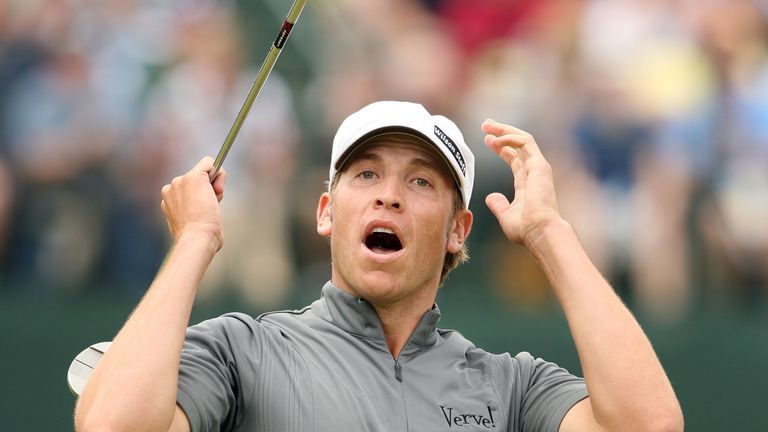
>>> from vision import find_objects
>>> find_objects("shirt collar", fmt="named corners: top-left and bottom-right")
top-left (312, 281), bottom-right (442, 351)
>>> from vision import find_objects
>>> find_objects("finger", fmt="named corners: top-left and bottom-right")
top-left (485, 133), bottom-right (527, 158)
top-left (160, 200), bottom-right (176, 238)
top-left (485, 192), bottom-right (510, 222)
top-left (212, 169), bottom-right (227, 202)
top-left (511, 154), bottom-right (526, 192)
top-left (209, 169), bottom-right (223, 184)
top-left (488, 138), bottom-right (526, 203)
top-left (161, 184), bottom-right (171, 199)
top-left (481, 119), bottom-right (546, 160)
top-left (486, 132), bottom-right (529, 148)
top-left (160, 200), bottom-right (173, 231)
top-left (484, 132), bottom-right (530, 155)
top-left (481, 119), bottom-right (527, 137)
top-left (193, 156), bottom-right (216, 175)
top-left (497, 146), bottom-right (517, 167)
top-left (170, 175), bottom-right (183, 188)
top-left (489, 144), bottom-right (526, 187)
top-left (195, 156), bottom-right (214, 171)
top-left (490, 133), bottom-right (547, 165)
top-left (512, 172), bottom-right (525, 205)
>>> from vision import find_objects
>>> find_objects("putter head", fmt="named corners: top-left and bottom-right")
top-left (67, 341), bottom-right (112, 397)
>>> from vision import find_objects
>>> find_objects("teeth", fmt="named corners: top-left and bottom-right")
top-left (372, 227), bottom-right (395, 235)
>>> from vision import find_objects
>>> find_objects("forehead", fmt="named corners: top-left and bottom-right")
top-left (343, 133), bottom-right (454, 177)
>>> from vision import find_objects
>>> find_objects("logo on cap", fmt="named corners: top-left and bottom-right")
top-left (434, 125), bottom-right (466, 176)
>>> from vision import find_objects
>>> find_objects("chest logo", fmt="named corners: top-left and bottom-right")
top-left (439, 405), bottom-right (497, 429)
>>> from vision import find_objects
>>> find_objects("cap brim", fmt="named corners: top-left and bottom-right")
top-left (334, 126), bottom-right (464, 200)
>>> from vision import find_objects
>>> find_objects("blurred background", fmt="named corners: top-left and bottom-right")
top-left (1, 0), bottom-right (766, 429)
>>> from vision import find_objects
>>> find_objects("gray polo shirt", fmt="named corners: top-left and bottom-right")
top-left (177, 282), bottom-right (588, 432)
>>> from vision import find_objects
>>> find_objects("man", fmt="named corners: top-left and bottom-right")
top-left (74, 101), bottom-right (683, 431)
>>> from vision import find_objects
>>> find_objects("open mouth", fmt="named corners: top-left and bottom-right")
top-left (364, 227), bottom-right (403, 254)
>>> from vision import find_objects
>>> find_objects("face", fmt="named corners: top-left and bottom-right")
top-left (316, 135), bottom-right (472, 307)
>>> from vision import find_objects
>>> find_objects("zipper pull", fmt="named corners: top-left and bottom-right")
top-left (394, 359), bottom-right (402, 382)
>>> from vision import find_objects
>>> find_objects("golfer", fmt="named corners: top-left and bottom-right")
top-left (74, 101), bottom-right (683, 432)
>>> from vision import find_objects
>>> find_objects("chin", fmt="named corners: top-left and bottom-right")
top-left (354, 271), bottom-right (405, 302)
top-left (350, 270), bottom-right (441, 307)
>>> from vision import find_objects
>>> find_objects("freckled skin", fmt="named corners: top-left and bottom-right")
top-left (317, 138), bottom-right (468, 309)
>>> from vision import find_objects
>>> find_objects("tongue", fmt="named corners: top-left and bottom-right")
top-left (370, 246), bottom-right (395, 254)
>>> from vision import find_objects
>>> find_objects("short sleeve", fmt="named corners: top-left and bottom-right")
top-left (177, 314), bottom-right (254, 432)
top-left (495, 351), bottom-right (588, 432)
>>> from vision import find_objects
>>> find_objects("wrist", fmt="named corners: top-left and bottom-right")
top-left (524, 217), bottom-right (576, 261)
top-left (176, 227), bottom-right (222, 257)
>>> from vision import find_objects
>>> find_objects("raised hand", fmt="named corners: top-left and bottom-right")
top-left (160, 156), bottom-right (227, 251)
top-left (481, 120), bottom-right (562, 250)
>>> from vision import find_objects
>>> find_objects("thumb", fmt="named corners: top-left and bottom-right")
top-left (485, 192), bottom-right (510, 222)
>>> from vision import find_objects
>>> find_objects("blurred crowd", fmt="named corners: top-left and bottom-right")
top-left (1, 0), bottom-right (766, 320)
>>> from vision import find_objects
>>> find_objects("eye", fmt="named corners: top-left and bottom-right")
top-left (413, 177), bottom-right (431, 187)
top-left (359, 170), bottom-right (376, 180)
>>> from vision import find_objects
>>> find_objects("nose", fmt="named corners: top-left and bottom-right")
top-left (374, 177), bottom-right (402, 210)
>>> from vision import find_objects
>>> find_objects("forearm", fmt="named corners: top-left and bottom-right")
top-left (528, 219), bottom-right (682, 431)
top-left (75, 232), bottom-right (218, 432)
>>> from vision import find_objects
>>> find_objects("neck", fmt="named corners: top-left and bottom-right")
top-left (373, 298), bottom-right (434, 358)
top-left (331, 277), bottom-right (438, 358)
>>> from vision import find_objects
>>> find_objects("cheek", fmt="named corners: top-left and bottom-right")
top-left (416, 211), bottom-right (453, 247)
top-left (329, 201), bottom-right (362, 240)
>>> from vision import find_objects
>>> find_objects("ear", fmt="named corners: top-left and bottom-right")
top-left (316, 192), bottom-right (333, 237)
top-left (447, 209), bottom-right (473, 254)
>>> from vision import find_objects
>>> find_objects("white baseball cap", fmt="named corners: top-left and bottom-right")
top-left (329, 101), bottom-right (475, 208)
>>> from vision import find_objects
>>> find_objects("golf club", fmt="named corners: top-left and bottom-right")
top-left (67, 0), bottom-right (308, 397)
top-left (67, 342), bottom-right (112, 397)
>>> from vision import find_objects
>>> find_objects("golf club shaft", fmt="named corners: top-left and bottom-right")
top-left (160, 0), bottom-right (306, 270)
top-left (67, 3), bottom-right (308, 399)
top-left (209, 0), bottom-right (307, 181)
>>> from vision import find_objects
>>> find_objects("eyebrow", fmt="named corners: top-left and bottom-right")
top-left (410, 156), bottom-right (442, 172)
top-left (350, 150), bottom-right (443, 173)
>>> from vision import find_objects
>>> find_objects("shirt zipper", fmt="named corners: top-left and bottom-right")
top-left (394, 355), bottom-right (409, 431)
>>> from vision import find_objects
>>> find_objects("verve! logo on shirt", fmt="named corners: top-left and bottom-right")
top-left (439, 405), bottom-right (497, 429)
